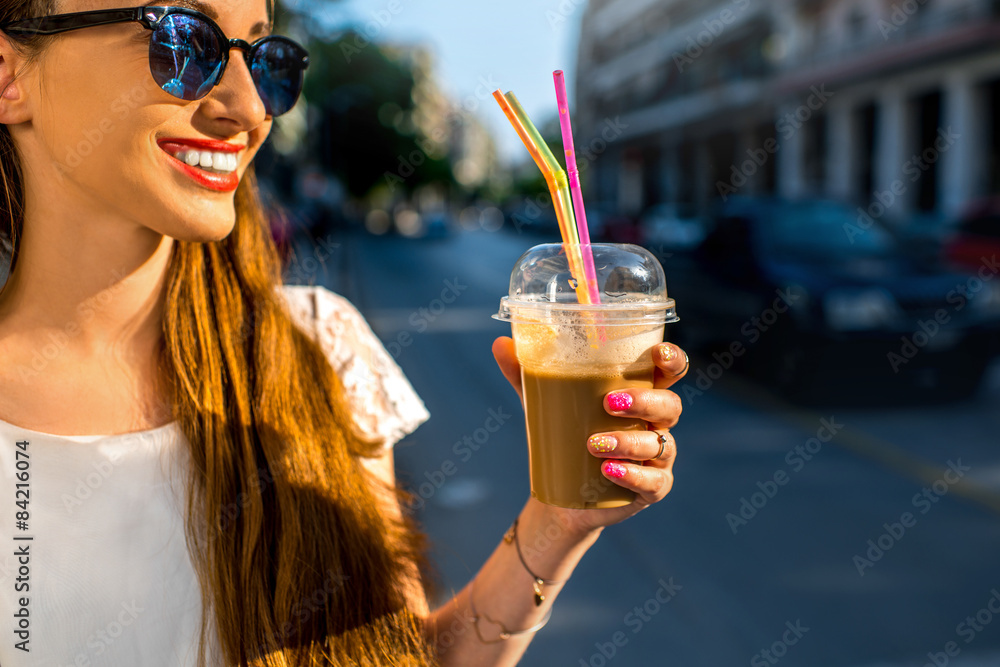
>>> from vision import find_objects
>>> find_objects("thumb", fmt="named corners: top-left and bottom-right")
top-left (492, 336), bottom-right (523, 403)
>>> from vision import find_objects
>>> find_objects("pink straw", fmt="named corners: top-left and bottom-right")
top-left (553, 70), bottom-right (601, 306)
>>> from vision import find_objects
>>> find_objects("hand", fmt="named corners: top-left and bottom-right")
top-left (492, 337), bottom-right (687, 535)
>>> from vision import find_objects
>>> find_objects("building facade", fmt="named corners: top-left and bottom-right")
top-left (575, 0), bottom-right (1000, 224)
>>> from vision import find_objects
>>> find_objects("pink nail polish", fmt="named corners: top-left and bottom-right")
top-left (603, 461), bottom-right (628, 479)
top-left (607, 392), bottom-right (633, 412)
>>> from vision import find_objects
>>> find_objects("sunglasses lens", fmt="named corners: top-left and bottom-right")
top-left (251, 38), bottom-right (307, 116)
top-left (149, 15), bottom-right (224, 101)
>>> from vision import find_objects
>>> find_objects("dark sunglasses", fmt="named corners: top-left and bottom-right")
top-left (0, 6), bottom-right (310, 116)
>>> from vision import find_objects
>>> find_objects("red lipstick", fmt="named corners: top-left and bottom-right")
top-left (158, 137), bottom-right (246, 153)
top-left (157, 137), bottom-right (245, 193)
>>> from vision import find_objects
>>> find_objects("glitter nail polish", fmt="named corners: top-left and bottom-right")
top-left (588, 435), bottom-right (618, 453)
top-left (606, 392), bottom-right (633, 412)
top-left (659, 344), bottom-right (676, 363)
top-left (603, 461), bottom-right (628, 479)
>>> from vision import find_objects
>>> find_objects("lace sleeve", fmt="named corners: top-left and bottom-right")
top-left (279, 285), bottom-right (431, 454)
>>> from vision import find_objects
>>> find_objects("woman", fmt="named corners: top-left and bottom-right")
top-left (0, 1), bottom-right (687, 665)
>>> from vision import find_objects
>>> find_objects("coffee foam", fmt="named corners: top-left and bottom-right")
top-left (513, 318), bottom-right (664, 378)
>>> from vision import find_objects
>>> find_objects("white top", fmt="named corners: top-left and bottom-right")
top-left (0, 285), bottom-right (430, 666)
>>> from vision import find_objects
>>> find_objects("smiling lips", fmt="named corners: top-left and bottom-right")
top-left (158, 138), bottom-right (246, 193)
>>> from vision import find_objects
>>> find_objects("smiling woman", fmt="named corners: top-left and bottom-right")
top-left (0, 0), bottom-right (435, 665)
top-left (0, 1), bottom-right (687, 666)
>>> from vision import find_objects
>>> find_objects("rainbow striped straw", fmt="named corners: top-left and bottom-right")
top-left (553, 71), bottom-right (601, 307)
top-left (493, 90), bottom-right (591, 305)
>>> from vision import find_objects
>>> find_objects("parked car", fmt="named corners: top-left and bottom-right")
top-left (944, 196), bottom-right (1000, 272)
top-left (592, 206), bottom-right (644, 245)
top-left (665, 197), bottom-right (1000, 402)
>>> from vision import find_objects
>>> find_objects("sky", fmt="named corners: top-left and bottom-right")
top-left (305, 0), bottom-right (585, 165)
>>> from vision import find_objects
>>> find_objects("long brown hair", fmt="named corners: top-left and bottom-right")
top-left (0, 2), bottom-right (435, 664)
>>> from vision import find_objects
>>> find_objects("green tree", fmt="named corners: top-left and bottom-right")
top-left (274, 0), bottom-right (454, 199)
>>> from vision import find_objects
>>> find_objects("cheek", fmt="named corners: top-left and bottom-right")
top-left (247, 121), bottom-right (275, 160)
top-left (39, 50), bottom-right (158, 169)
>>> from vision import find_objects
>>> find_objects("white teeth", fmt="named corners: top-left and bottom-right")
top-left (174, 149), bottom-right (239, 174)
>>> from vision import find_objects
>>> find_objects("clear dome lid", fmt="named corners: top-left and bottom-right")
top-left (495, 243), bottom-right (678, 325)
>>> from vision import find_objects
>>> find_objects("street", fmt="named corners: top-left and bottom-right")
top-left (287, 227), bottom-right (1000, 667)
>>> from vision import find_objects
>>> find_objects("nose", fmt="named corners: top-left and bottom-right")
top-left (201, 44), bottom-right (269, 128)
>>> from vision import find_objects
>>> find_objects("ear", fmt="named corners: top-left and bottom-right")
top-left (0, 33), bottom-right (33, 126)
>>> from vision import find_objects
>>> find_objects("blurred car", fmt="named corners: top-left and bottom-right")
top-left (417, 209), bottom-right (454, 240)
top-left (669, 196), bottom-right (1000, 402)
top-left (640, 203), bottom-right (707, 251)
top-left (593, 206), bottom-right (644, 245)
top-left (944, 196), bottom-right (1000, 272)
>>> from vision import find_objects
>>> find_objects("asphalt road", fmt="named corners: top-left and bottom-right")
top-left (288, 226), bottom-right (1000, 667)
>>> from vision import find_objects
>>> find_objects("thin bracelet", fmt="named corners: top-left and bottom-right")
top-left (504, 517), bottom-right (568, 606)
top-left (469, 576), bottom-right (554, 643)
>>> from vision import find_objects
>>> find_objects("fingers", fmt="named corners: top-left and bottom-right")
top-left (600, 459), bottom-right (674, 505)
top-left (587, 429), bottom-right (676, 468)
top-left (492, 336), bottom-right (523, 402)
top-left (604, 386), bottom-right (682, 429)
top-left (652, 343), bottom-right (689, 390)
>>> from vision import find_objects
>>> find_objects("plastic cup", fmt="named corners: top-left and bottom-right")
top-left (494, 243), bottom-right (679, 509)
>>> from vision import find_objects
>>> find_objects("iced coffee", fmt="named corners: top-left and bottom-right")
top-left (496, 243), bottom-right (678, 509)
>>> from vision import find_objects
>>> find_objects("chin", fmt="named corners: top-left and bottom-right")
top-left (160, 210), bottom-right (239, 244)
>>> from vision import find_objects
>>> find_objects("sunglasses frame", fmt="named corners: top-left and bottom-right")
top-left (0, 6), bottom-right (310, 115)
